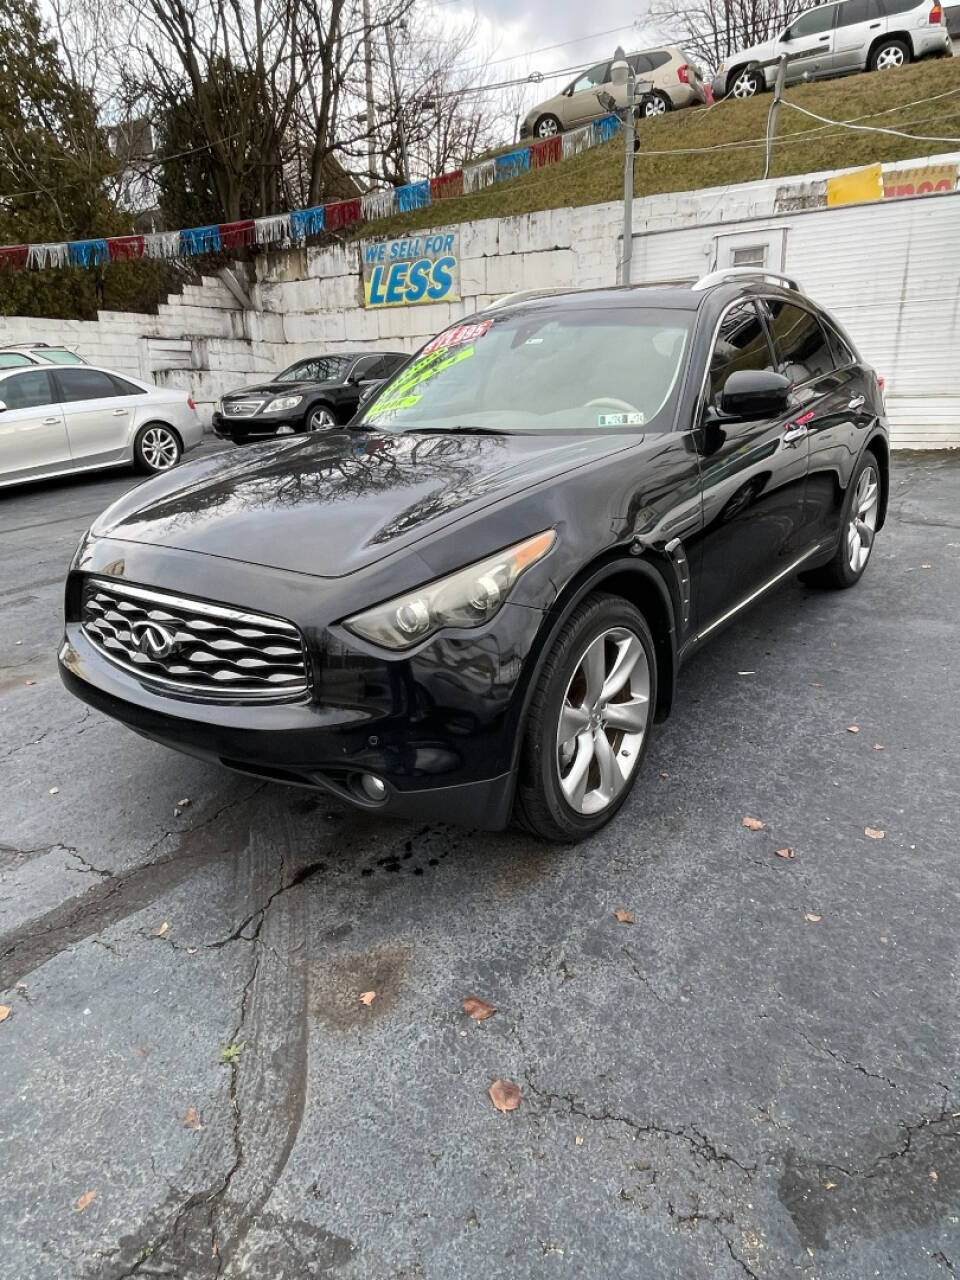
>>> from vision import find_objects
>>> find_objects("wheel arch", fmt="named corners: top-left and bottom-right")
top-left (135, 418), bottom-right (183, 449)
top-left (868, 31), bottom-right (914, 64)
top-left (305, 397), bottom-right (338, 425)
top-left (725, 61), bottom-right (763, 94)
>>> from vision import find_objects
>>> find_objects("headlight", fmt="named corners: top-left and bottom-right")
top-left (344, 530), bottom-right (556, 650)
top-left (263, 394), bottom-right (304, 413)
top-left (214, 398), bottom-right (222, 414)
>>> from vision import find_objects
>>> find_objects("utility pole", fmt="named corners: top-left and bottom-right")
top-left (362, 0), bottom-right (377, 183)
top-left (610, 47), bottom-right (637, 286)
top-left (763, 55), bottom-right (788, 181)
top-left (385, 19), bottom-right (409, 186)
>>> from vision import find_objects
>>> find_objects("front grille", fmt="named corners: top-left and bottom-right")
top-left (224, 399), bottom-right (265, 417)
top-left (81, 577), bottom-right (309, 701)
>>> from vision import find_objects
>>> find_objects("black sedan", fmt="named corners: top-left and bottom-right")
top-left (60, 274), bottom-right (888, 843)
top-left (211, 350), bottom-right (408, 443)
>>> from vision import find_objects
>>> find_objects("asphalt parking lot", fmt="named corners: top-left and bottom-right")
top-left (1, 448), bottom-right (958, 1280)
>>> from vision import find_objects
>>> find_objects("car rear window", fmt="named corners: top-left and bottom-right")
top-left (109, 374), bottom-right (145, 395)
top-left (879, 0), bottom-right (918, 13)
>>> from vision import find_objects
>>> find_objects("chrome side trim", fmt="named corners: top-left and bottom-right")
top-left (695, 546), bottom-right (821, 641)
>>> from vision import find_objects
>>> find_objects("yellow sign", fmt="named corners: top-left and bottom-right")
top-left (883, 163), bottom-right (958, 200)
top-left (826, 163), bottom-right (884, 208)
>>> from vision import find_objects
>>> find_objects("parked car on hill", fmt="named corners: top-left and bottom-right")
top-left (0, 365), bottom-right (201, 488)
top-left (61, 269), bottom-right (888, 843)
top-left (520, 46), bottom-right (707, 138)
top-left (0, 343), bottom-right (88, 367)
top-left (714, 0), bottom-right (951, 98)
top-left (212, 351), bottom-right (409, 444)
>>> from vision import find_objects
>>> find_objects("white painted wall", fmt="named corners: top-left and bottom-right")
top-left (3, 151), bottom-right (958, 445)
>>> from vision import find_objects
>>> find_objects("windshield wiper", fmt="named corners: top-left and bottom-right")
top-left (402, 425), bottom-right (509, 436)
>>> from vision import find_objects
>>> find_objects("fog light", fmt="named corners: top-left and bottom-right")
top-left (276, 425), bottom-right (295, 435)
top-left (360, 773), bottom-right (387, 802)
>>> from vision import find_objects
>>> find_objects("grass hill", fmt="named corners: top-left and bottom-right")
top-left (364, 56), bottom-right (960, 240)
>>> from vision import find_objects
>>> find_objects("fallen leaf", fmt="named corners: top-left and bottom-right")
top-left (824, 1180), bottom-right (837, 1191)
top-left (24, 678), bottom-right (36, 686)
top-left (741, 816), bottom-right (765, 831)
top-left (575, 1134), bottom-right (584, 1146)
top-left (49, 787), bottom-right (59, 795)
top-left (359, 990), bottom-right (376, 1006)
top-left (921, 563), bottom-right (931, 570)
top-left (75, 1190), bottom-right (97, 1213)
top-left (153, 921), bottom-right (169, 938)
top-left (873, 743), bottom-right (885, 751)
top-left (846, 725), bottom-right (860, 734)
top-left (0, 1005), bottom-right (11, 1023)
top-left (804, 913), bottom-right (822, 923)
top-left (462, 997), bottom-right (496, 1021)
top-left (488, 1079), bottom-right (521, 1113)
top-left (614, 909), bottom-right (635, 924)
top-left (659, 771), bottom-right (669, 779)
top-left (930, 1169), bottom-right (939, 1182)
top-left (182, 1107), bottom-right (202, 1130)
top-left (738, 670), bottom-right (756, 676)
top-left (775, 848), bottom-right (795, 859)
top-left (865, 827), bottom-right (886, 840)
top-left (178, 798), bottom-right (192, 808)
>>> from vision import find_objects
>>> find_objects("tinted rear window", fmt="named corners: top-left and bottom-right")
top-left (764, 301), bottom-right (836, 383)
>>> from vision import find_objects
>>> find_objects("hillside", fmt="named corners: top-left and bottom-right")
top-left (363, 57), bottom-right (960, 240)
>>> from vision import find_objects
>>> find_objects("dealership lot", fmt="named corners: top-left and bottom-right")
top-left (1, 451), bottom-right (958, 1279)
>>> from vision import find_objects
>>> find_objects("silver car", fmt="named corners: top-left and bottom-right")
top-left (0, 364), bottom-right (202, 489)
top-left (520, 46), bottom-right (707, 139)
top-left (715, 0), bottom-right (951, 98)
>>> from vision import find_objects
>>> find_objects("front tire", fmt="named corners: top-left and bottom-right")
top-left (533, 113), bottom-right (563, 139)
top-left (306, 405), bottom-right (337, 431)
top-left (801, 451), bottom-right (881, 589)
top-left (133, 423), bottom-right (182, 474)
top-left (870, 38), bottom-right (910, 71)
top-left (514, 594), bottom-right (657, 843)
top-left (727, 66), bottom-right (765, 98)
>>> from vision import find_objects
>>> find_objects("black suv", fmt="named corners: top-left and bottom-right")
top-left (212, 351), bottom-right (408, 443)
top-left (61, 272), bottom-right (888, 843)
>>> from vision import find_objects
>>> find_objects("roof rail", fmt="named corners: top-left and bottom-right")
top-left (691, 267), bottom-right (800, 293)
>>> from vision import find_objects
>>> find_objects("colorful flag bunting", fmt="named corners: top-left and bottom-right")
top-left (396, 180), bottom-right (430, 213)
top-left (289, 206), bottom-right (326, 240)
top-left (68, 239), bottom-right (110, 268)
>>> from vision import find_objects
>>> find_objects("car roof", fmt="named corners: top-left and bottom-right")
top-left (478, 276), bottom-right (815, 320)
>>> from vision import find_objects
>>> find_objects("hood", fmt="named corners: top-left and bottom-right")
top-left (724, 38), bottom-right (776, 65)
top-left (223, 378), bottom-right (330, 398)
top-left (90, 429), bottom-right (637, 579)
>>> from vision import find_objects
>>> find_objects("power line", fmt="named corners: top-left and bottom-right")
top-left (781, 97), bottom-right (960, 146)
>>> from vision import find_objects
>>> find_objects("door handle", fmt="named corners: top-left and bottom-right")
top-left (42, 416), bottom-right (60, 425)
top-left (783, 423), bottom-right (808, 445)
top-left (848, 395), bottom-right (865, 410)
top-left (112, 408), bottom-right (128, 415)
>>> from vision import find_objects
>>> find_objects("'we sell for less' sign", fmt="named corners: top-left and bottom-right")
top-left (362, 233), bottom-right (460, 308)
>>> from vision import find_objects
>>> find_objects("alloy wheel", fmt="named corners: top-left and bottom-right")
top-left (643, 95), bottom-right (667, 117)
top-left (536, 117), bottom-right (559, 138)
top-left (308, 408), bottom-right (336, 430)
top-left (141, 426), bottom-right (179, 470)
top-left (732, 70), bottom-right (760, 97)
top-left (847, 464), bottom-right (879, 573)
top-left (556, 626), bottom-right (650, 816)
top-left (875, 45), bottom-right (905, 69)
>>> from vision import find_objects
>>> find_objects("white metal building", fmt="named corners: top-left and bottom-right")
top-left (627, 153), bottom-right (960, 450)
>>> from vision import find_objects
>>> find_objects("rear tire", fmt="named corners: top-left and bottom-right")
top-left (514, 594), bottom-right (657, 844)
top-left (869, 38), bottom-right (911, 71)
top-left (641, 91), bottom-right (672, 118)
top-left (727, 66), bottom-right (765, 98)
top-left (133, 422), bottom-right (182, 474)
top-left (800, 451), bottom-right (881, 589)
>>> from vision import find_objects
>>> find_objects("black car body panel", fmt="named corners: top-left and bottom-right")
top-left (211, 351), bottom-right (408, 442)
top-left (61, 281), bottom-right (889, 830)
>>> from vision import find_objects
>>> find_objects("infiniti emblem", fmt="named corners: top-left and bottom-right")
top-left (131, 620), bottom-right (179, 660)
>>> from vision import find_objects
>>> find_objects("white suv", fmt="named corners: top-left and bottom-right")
top-left (714, 0), bottom-right (951, 98)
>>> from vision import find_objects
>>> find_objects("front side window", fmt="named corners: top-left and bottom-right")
top-left (786, 5), bottom-right (837, 36)
top-left (276, 356), bottom-right (349, 384)
top-left (709, 302), bottom-right (776, 401)
top-left (764, 301), bottom-right (836, 384)
top-left (361, 307), bottom-right (692, 435)
top-left (570, 62), bottom-right (611, 93)
top-left (37, 348), bottom-right (86, 365)
top-left (1, 370), bottom-right (55, 410)
top-left (55, 368), bottom-right (120, 402)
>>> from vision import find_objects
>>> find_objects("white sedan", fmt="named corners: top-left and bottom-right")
top-left (0, 365), bottom-right (202, 489)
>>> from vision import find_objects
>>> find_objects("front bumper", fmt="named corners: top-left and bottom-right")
top-left (212, 410), bottom-right (306, 443)
top-left (58, 540), bottom-right (548, 830)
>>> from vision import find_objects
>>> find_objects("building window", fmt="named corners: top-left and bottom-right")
top-left (732, 245), bottom-right (767, 268)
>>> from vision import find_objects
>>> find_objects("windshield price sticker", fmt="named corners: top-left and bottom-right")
top-left (423, 320), bottom-right (493, 354)
top-left (597, 412), bottom-right (645, 427)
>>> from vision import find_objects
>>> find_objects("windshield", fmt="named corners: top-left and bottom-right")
top-left (36, 348), bottom-right (85, 365)
top-left (360, 307), bottom-right (691, 435)
top-left (276, 356), bottom-right (349, 383)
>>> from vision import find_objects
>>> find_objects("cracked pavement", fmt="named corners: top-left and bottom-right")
top-left (1, 450), bottom-right (959, 1279)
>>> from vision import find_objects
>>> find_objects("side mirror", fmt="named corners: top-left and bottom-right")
top-left (0, 400), bottom-right (7, 412)
top-left (780, 27), bottom-right (792, 40)
top-left (718, 369), bottom-right (791, 420)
